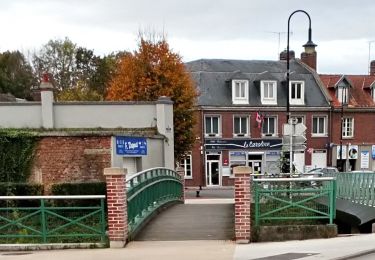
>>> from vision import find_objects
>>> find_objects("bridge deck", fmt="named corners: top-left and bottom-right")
top-left (134, 202), bottom-right (234, 241)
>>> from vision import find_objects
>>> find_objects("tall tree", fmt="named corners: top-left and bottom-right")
top-left (33, 37), bottom-right (76, 91)
top-left (33, 38), bottom-right (123, 101)
top-left (0, 51), bottom-right (37, 99)
top-left (106, 36), bottom-right (198, 161)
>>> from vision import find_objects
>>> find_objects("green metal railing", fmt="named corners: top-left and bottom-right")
top-left (334, 172), bottom-right (375, 206)
top-left (0, 195), bottom-right (106, 244)
top-left (126, 167), bottom-right (183, 237)
top-left (253, 177), bottom-right (336, 226)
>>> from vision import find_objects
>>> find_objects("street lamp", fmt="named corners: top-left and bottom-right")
top-left (339, 87), bottom-right (347, 172)
top-left (286, 10), bottom-right (316, 120)
top-left (286, 10), bottom-right (316, 174)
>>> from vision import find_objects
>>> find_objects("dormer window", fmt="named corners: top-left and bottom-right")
top-left (337, 86), bottom-right (348, 104)
top-left (261, 80), bottom-right (277, 105)
top-left (232, 80), bottom-right (249, 104)
top-left (371, 87), bottom-right (375, 102)
top-left (289, 81), bottom-right (305, 105)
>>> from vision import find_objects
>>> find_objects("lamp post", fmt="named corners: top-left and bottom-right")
top-left (286, 10), bottom-right (316, 174)
top-left (286, 10), bottom-right (316, 120)
top-left (339, 87), bottom-right (347, 172)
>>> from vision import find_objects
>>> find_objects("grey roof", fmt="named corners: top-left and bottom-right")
top-left (186, 59), bottom-right (330, 107)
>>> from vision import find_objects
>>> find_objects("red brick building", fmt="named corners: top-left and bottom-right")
top-left (183, 44), bottom-right (334, 187)
top-left (320, 70), bottom-right (375, 172)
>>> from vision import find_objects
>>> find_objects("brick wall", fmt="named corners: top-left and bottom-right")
top-left (234, 166), bottom-right (251, 243)
top-left (31, 136), bottom-right (111, 193)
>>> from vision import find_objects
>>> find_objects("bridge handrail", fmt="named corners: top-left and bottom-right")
top-left (253, 177), bottom-right (336, 182)
top-left (125, 167), bottom-right (183, 239)
top-left (333, 172), bottom-right (375, 207)
top-left (253, 177), bottom-right (336, 226)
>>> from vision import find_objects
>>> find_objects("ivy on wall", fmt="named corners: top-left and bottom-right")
top-left (0, 130), bottom-right (38, 182)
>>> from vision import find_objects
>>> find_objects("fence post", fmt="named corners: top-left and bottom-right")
top-left (176, 166), bottom-right (185, 203)
top-left (234, 166), bottom-right (252, 244)
top-left (104, 167), bottom-right (128, 248)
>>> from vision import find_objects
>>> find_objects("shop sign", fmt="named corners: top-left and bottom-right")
top-left (360, 151), bottom-right (370, 169)
top-left (115, 136), bottom-right (147, 155)
top-left (348, 145), bottom-right (359, 159)
top-left (205, 138), bottom-right (282, 150)
top-left (337, 145), bottom-right (347, 160)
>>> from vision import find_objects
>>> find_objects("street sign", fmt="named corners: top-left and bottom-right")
top-left (282, 136), bottom-right (307, 145)
top-left (295, 123), bottom-right (307, 135)
top-left (283, 144), bottom-right (307, 151)
top-left (283, 123), bottom-right (307, 136)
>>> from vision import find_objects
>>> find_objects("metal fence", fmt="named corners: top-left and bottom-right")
top-left (253, 177), bottom-right (336, 226)
top-left (126, 167), bottom-right (183, 238)
top-left (334, 172), bottom-right (375, 206)
top-left (0, 195), bottom-right (106, 244)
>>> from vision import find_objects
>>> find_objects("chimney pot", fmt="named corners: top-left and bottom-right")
top-left (280, 50), bottom-right (295, 61)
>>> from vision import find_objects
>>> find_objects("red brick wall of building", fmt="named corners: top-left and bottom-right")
top-left (31, 136), bottom-right (111, 193)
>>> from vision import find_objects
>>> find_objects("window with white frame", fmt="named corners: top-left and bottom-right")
top-left (233, 115), bottom-right (249, 137)
top-left (337, 87), bottom-right (349, 104)
top-left (291, 115), bottom-right (304, 124)
top-left (261, 81), bottom-right (277, 105)
top-left (232, 80), bottom-right (249, 104)
top-left (372, 87), bottom-right (375, 102)
top-left (290, 81), bottom-right (305, 105)
top-left (312, 116), bottom-right (327, 136)
top-left (205, 115), bottom-right (221, 137)
top-left (262, 116), bottom-right (277, 136)
top-left (342, 118), bottom-right (354, 138)
top-left (180, 153), bottom-right (192, 178)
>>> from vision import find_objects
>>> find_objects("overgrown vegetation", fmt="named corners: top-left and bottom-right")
top-left (0, 130), bottom-right (38, 183)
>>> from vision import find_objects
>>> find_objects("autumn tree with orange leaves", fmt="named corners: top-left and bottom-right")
top-left (106, 36), bottom-right (198, 162)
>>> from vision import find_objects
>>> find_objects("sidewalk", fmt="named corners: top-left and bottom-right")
top-left (1, 234), bottom-right (375, 260)
top-left (235, 234), bottom-right (375, 260)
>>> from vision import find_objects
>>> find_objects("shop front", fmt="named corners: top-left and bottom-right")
top-left (334, 144), bottom-right (375, 171)
top-left (204, 138), bottom-right (282, 186)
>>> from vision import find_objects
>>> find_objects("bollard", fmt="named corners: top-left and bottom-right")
top-left (196, 190), bottom-right (200, 197)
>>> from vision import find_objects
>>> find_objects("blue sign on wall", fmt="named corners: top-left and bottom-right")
top-left (116, 136), bottom-right (147, 155)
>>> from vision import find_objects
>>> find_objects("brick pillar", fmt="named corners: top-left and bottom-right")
top-left (104, 167), bottom-right (127, 248)
top-left (176, 166), bottom-right (185, 203)
top-left (234, 166), bottom-right (252, 243)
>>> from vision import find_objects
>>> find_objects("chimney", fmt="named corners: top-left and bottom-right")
top-left (370, 60), bottom-right (375, 76)
top-left (40, 72), bottom-right (54, 128)
top-left (301, 41), bottom-right (318, 70)
top-left (279, 50), bottom-right (295, 61)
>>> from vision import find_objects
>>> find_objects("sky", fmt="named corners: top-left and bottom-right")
top-left (0, 0), bottom-right (374, 74)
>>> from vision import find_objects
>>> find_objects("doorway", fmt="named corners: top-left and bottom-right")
top-left (206, 153), bottom-right (221, 186)
top-left (247, 153), bottom-right (263, 175)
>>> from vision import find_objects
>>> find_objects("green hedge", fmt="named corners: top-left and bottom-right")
top-left (51, 182), bottom-right (106, 207)
top-left (51, 182), bottom-right (106, 195)
top-left (0, 182), bottom-right (44, 207)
